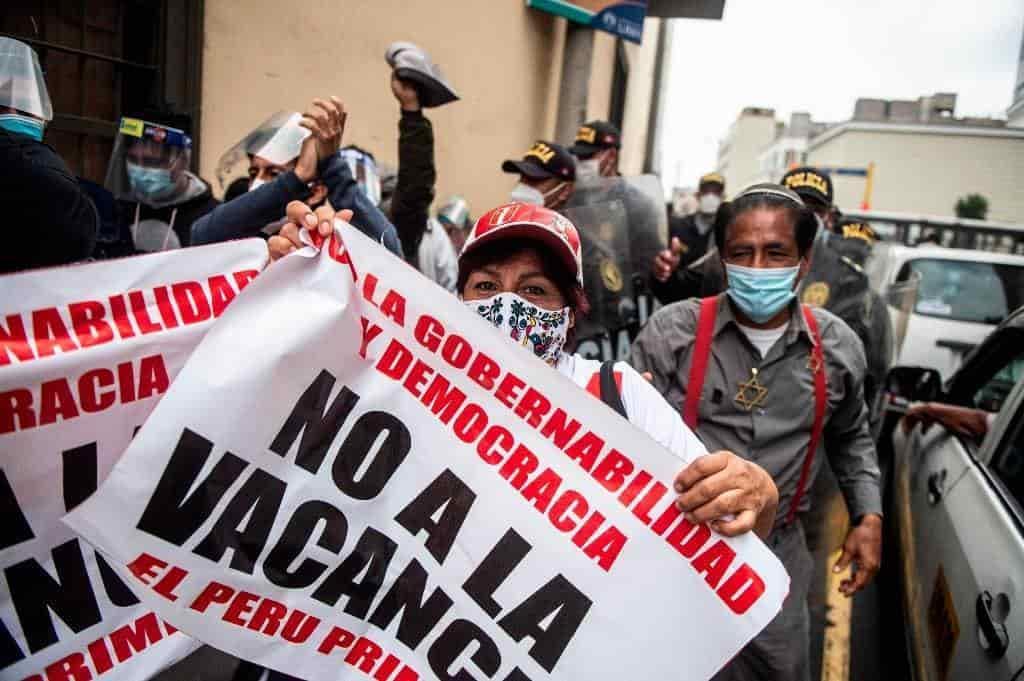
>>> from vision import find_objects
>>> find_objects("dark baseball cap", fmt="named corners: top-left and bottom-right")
top-left (502, 141), bottom-right (576, 182)
top-left (568, 120), bottom-right (622, 157)
top-left (698, 172), bottom-right (726, 192)
top-left (780, 166), bottom-right (833, 208)
top-left (837, 219), bottom-right (878, 245)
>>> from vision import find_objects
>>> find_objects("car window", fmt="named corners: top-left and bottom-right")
top-left (989, 405), bottom-right (1024, 511)
top-left (973, 356), bottom-right (1024, 413)
top-left (899, 258), bottom-right (1024, 324)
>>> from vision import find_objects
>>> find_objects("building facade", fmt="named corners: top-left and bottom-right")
top-left (716, 106), bottom-right (778, 195)
top-left (5, 1), bottom-right (710, 216)
top-left (756, 112), bottom-right (830, 184)
top-left (807, 94), bottom-right (1024, 222)
top-left (717, 91), bottom-right (1024, 222)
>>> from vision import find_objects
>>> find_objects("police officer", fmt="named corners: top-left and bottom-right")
top-left (783, 165), bottom-right (893, 409)
top-left (782, 166), bottom-right (834, 232)
top-left (632, 184), bottom-right (883, 681)
top-left (502, 140), bottom-right (576, 210)
top-left (568, 119), bottom-right (622, 182)
top-left (783, 167), bottom-right (844, 312)
top-left (650, 172), bottom-right (726, 304)
top-left (567, 120), bottom-right (665, 288)
top-left (822, 219), bottom-right (892, 407)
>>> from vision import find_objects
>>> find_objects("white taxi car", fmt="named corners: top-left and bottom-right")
top-left (865, 243), bottom-right (1024, 379)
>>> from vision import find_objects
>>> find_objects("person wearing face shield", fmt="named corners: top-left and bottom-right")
top-left (0, 37), bottom-right (98, 273)
top-left (189, 100), bottom-right (400, 256)
top-left (501, 141), bottom-right (577, 210)
top-left (631, 184), bottom-right (883, 681)
top-left (648, 172), bottom-right (726, 304)
top-left (268, 199), bottom-right (780, 542)
top-left (414, 194), bottom-right (468, 292)
top-left (436, 195), bottom-right (472, 253)
top-left (103, 113), bottom-right (218, 253)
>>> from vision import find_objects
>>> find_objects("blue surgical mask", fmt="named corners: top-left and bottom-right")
top-left (0, 114), bottom-right (45, 141)
top-left (725, 263), bottom-right (801, 323)
top-left (126, 162), bottom-right (176, 201)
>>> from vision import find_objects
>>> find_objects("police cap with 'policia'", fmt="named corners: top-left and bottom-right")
top-left (780, 166), bottom-right (833, 208)
top-left (699, 172), bottom-right (726, 192)
top-left (502, 141), bottom-right (576, 182)
top-left (838, 219), bottom-right (878, 245)
top-left (569, 120), bottom-right (622, 157)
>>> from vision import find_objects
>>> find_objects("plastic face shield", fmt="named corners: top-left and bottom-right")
top-left (215, 111), bottom-right (310, 189)
top-left (340, 147), bottom-right (382, 206)
top-left (104, 117), bottom-right (192, 203)
top-left (437, 196), bottom-right (470, 230)
top-left (0, 37), bottom-right (53, 120)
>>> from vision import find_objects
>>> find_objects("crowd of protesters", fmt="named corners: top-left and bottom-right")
top-left (1, 34), bottom-right (890, 681)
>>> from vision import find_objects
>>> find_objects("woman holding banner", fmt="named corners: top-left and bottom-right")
top-left (269, 200), bottom-right (779, 540)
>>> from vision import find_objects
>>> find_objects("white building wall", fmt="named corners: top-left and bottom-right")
top-left (807, 126), bottom-right (1024, 222)
top-left (717, 112), bottom-right (778, 196)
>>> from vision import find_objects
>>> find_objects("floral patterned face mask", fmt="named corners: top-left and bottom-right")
top-left (465, 293), bottom-right (571, 366)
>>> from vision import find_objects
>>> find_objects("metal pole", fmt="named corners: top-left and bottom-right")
top-left (860, 161), bottom-right (876, 209)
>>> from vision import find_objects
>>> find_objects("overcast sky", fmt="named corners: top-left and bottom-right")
top-left (658, 0), bottom-right (1024, 190)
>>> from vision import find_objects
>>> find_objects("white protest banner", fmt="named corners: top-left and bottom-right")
top-left (0, 239), bottom-right (267, 681)
top-left (66, 223), bottom-right (789, 681)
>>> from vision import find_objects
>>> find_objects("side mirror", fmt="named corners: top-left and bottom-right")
top-left (884, 366), bottom-right (943, 403)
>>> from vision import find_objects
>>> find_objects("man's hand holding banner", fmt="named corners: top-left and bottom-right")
top-left (63, 223), bottom-right (789, 681)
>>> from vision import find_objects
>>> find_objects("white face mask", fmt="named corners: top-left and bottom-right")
top-left (249, 177), bottom-right (266, 192)
top-left (464, 292), bottom-right (571, 366)
top-left (509, 181), bottom-right (565, 208)
top-left (576, 158), bottom-right (601, 182)
top-left (698, 193), bottom-right (722, 215)
top-left (509, 182), bottom-right (545, 205)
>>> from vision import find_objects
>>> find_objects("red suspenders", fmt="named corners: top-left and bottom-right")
top-left (683, 296), bottom-right (828, 524)
top-left (683, 297), bottom-right (719, 430)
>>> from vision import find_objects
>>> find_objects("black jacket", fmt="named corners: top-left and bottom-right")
top-left (389, 109), bottom-right (435, 260)
top-left (0, 130), bottom-right (98, 273)
top-left (649, 213), bottom-right (719, 304)
top-left (189, 154), bottom-right (402, 256)
top-left (119, 177), bottom-right (219, 250)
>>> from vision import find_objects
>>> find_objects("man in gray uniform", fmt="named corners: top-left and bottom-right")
top-left (631, 184), bottom-right (882, 681)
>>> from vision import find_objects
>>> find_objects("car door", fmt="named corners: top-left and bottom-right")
top-left (891, 418), bottom-right (976, 681)
top-left (907, 379), bottom-right (1024, 681)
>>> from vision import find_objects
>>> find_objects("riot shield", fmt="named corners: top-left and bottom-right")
top-left (800, 237), bottom-right (896, 405)
top-left (215, 111), bottom-right (309, 189)
top-left (884, 275), bottom-right (919, 359)
top-left (561, 199), bottom-right (636, 360)
top-left (567, 174), bottom-right (667, 286)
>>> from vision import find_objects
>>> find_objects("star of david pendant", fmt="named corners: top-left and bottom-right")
top-left (807, 352), bottom-right (823, 374)
top-left (735, 367), bottom-right (769, 411)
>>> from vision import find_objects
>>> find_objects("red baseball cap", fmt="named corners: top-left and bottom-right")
top-left (459, 203), bottom-right (583, 287)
